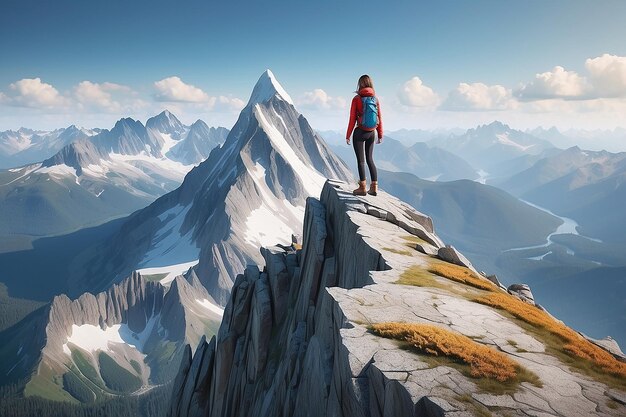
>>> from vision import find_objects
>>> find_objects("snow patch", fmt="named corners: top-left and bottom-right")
top-left (424, 174), bottom-right (442, 182)
top-left (476, 169), bottom-right (489, 184)
top-left (140, 204), bottom-right (200, 268)
top-left (157, 132), bottom-right (178, 155)
top-left (63, 316), bottom-right (160, 356)
top-left (36, 164), bottom-right (80, 184)
top-left (244, 203), bottom-right (294, 247)
top-left (63, 323), bottom-right (129, 353)
top-left (0, 164), bottom-right (41, 186)
top-left (82, 163), bottom-right (109, 178)
top-left (243, 162), bottom-right (307, 248)
top-left (254, 105), bottom-right (326, 197)
top-left (109, 151), bottom-right (194, 177)
top-left (496, 133), bottom-right (534, 152)
top-left (247, 69), bottom-right (294, 106)
top-left (196, 299), bottom-right (224, 317)
top-left (136, 260), bottom-right (199, 285)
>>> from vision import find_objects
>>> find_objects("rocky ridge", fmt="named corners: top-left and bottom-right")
top-left (170, 179), bottom-right (625, 417)
top-left (1, 270), bottom-right (221, 401)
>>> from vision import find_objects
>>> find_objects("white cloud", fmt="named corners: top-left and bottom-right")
top-left (585, 54), bottom-right (626, 97)
top-left (74, 81), bottom-right (126, 111)
top-left (211, 95), bottom-right (246, 112)
top-left (153, 76), bottom-right (210, 103)
top-left (516, 66), bottom-right (589, 100)
top-left (152, 76), bottom-right (244, 112)
top-left (522, 97), bottom-right (626, 115)
top-left (441, 82), bottom-right (515, 111)
top-left (8, 78), bottom-right (67, 108)
top-left (397, 77), bottom-right (439, 108)
top-left (297, 89), bottom-right (347, 110)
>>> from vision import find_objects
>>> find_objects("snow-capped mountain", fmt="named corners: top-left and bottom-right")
top-left (429, 121), bottom-right (556, 177)
top-left (0, 111), bottom-right (229, 236)
top-left (0, 269), bottom-right (222, 402)
top-left (67, 70), bottom-right (354, 304)
top-left (0, 70), bottom-right (353, 405)
top-left (0, 126), bottom-right (100, 169)
top-left (168, 120), bottom-right (229, 165)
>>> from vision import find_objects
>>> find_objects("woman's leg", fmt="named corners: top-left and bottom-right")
top-left (364, 133), bottom-right (378, 182)
top-left (352, 132), bottom-right (367, 181)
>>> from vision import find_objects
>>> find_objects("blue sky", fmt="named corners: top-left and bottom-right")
top-left (1, 0), bottom-right (625, 131)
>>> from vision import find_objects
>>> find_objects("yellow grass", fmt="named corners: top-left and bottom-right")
top-left (428, 262), bottom-right (496, 292)
top-left (372, 322), bottom-right (518, 382)
top-left (382, 247), bottom-right (413, 256)
top-left (475, 292), bottom-right (626, 379)
top-left (396, 266), bottom-right (453, 292)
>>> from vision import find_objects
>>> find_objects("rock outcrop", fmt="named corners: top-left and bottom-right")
top-left (1, 270), bottom-right (222, 402)
top-left (170, 180), bottom-right (625, 417)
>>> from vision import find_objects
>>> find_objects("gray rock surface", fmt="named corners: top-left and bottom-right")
top-left (437, 245), bottom-right (480, 275)
top-left (507, 283), bottom-right (536, 305)
top-left (2, 270), bottom-right (221, 400)
top-left (170, 180), bottom-right (625, 417)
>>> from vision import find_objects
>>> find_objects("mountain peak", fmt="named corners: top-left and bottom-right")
top-left (246, 69), bottom-right (294, 107)
top-left (485, 120), bottom-right (509, 130)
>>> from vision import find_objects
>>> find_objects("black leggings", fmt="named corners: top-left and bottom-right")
top-left (352, 128), bottom-right (377, 182)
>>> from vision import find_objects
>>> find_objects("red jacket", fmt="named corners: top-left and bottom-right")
top-left (345, 87), bottom-right (383, 140)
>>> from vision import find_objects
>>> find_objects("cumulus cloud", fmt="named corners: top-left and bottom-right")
top-left (441, 82), bottom-right (515, 111)
top-left (9, 78), bottom-right (68, 108)
top-left (154, 76), bottom-right (210, 102)
top-left (397, 77), bottom-right (439, 107)
top-left (210, 95), bottom-right (246, 112)
top-left (297, 89), bottom-right (347, 110)
top-left (516, 66), bottom-right (589, 100)
top-left (73, 81), bottom-right (131, 112)
top-left (585, 54), bottom-right (626, 97)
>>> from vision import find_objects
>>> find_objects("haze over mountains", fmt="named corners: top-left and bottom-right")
top-left (0, 111), bottom-right (229, 238)
top-left (0, 70), bottom-right (625, 416)
top-left (0, 70), bottom-right (353, 408)
top-left (322, 121), bottom-right (626, 345)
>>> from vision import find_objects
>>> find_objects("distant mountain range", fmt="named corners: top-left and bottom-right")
top-left (0, 126), bottom-right (101, 169)
top-left (65, 70), bottom-right (352, 303)
top-left (0, 70), bottom-right (352, 405)
top-left (0, 111), bottom-right (229, 237)
top-left (325, 133), bottom-right (479, 181)
top-left (378, 168), bottom-right (626, 345)
top-left (499, 146), bottom-right (626, 244)
top-left (528, 126), bottom-right (626, 153)
top-left (427, 121), bottom-right (556, 176)
top-left (1, 72), bottom-right (625, 413)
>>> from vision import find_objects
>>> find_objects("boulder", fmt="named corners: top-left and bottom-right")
top-left (507, 283), bottom-right (535, 305)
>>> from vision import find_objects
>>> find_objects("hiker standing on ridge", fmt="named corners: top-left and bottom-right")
top-left (346, 74), bottom-right (383, 196)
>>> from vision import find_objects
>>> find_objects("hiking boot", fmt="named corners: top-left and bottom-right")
top-left (353, 180), bottom-right (367, 196)
top-left (368, 181), bottom-right (378, 196)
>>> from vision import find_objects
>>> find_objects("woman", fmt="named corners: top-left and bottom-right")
top-left (346, 74), bottom-right (383, 196)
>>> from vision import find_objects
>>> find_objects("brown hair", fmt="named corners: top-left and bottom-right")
top-left (357, 74), bottom-right (373, 92)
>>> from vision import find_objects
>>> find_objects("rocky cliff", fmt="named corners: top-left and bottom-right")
top-left (170, 180), bottom-right (625, 417)
top-left (1, 270), bottom-right (221, 402)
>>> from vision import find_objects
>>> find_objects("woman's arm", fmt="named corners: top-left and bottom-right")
top-left (345, 96), bottom-right (357, 144)
top-left (376, 99), bottom-right (383, 143)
